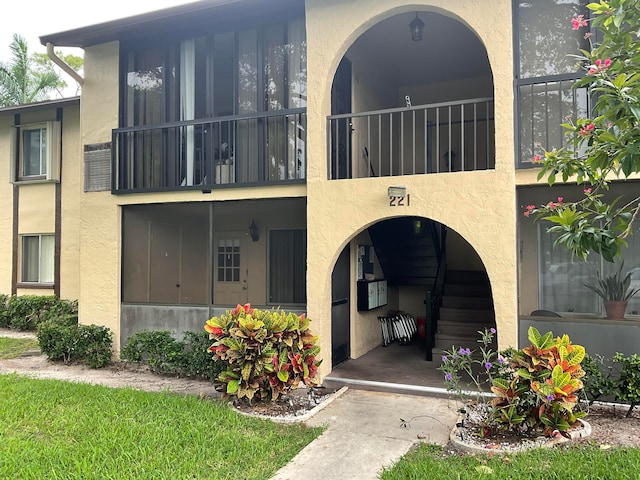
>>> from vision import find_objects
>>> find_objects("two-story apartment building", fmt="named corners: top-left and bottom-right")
top-left (2, 0), bottom-right (639, 380)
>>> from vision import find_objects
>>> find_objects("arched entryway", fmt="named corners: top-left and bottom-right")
top-left (328, 9), bottom-right (494, 180)
top-left (328, 216), bottom-right (496, 389)
top-left (327, 7), bottom-right (495, 385)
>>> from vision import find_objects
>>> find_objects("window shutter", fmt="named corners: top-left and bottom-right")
top-left (84, 142), bottom-right (112, 192)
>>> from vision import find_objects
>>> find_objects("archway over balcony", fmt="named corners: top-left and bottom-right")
top-left (329, 9), bottom-right (494, 180)
top-left (327, 216), bottom-right (496, 390)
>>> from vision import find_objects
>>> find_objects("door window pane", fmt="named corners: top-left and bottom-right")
top-left (218, 239), bottom-right (241, 283)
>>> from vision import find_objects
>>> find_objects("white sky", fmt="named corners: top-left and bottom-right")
top-left (1, 0), bottom-right (200, 64)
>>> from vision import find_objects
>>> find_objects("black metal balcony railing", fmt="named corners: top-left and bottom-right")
top-left (112, 109), bottom-right (306, 193)
top-left (517, 74), bottom-right (589, 168)
top-left (327, 98), bottom-right (495, 180)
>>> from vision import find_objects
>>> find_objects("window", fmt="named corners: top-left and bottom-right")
top-left (515, 0), bottom-right (591, 167)
top-left (21, 235), bottom-right (54, 284)
top-left (269, 229), bottom-right (306, 304)
top-left (10, 122), bottom-right (61, 182)
top-left (538, 222), bottom-right (640, 315)
top-left (217, 239), bottom-right (241, 282)
top-left (22, 127), bottom-right (47, 176)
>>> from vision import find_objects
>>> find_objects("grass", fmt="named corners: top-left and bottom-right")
top-left (381, 443), bottom-right (640, 480)
top-left (0, 337), bottom-right (39, 359)
top-left (0, 374), bottom-right (322, 479)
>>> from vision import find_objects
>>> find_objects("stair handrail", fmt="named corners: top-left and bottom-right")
top-left (425, 225), bottom-right (447, 361)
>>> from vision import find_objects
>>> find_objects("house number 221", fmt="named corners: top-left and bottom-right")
top-left (389, 194), bottom-right (410, 207)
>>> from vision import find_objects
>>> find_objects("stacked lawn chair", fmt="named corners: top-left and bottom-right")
top-left (378, 312), bottom-right (417, 346)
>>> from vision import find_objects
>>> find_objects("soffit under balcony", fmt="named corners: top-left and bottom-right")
top-left (346, 11), bottom-right (491, 95)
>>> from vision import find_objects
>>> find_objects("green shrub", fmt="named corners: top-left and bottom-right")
top-left (120, 330), bottom-right (223, 380)
top-left (120, 330), bottom-right (185, 375)
top-left (78, 325), bottom-right (113, 369)
top-left (1, 295), bottom-right (78, 331)
top-left (582, 354), bottom-right (615, 404)
top-left (37, 320), bottom-right (112, 368)
top-left (206, 304), bottom-right (322, 402)
top-left (180, 331), bottom-right (224, 381)
top-left (0, 294), bottom-right (9, 328)
top-left (613, 352), bottom-right (640, 417)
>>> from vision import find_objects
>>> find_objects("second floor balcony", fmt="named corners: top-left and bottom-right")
top-left (112, 109), bottom-right (306, 193)
top-left (327, 97), bottom-right (495, 180)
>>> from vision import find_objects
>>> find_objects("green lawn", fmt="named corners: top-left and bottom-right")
top-left (0, 374), bottom-right (322, 480)
top-left (0, 336), bottom-right (39, 359)
top-left (381, 443), bottom-right (640, 480)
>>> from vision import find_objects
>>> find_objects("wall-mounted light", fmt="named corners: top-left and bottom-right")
top-left (388, 185), bottom-right (407, 198)
top-left (409, 13), bottom-right (425, 42)
top-left (248, 219), bottom-right (259, 242)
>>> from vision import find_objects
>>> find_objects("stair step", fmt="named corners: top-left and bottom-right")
top-left (441, 295), bottom-right (493, 309)
top-left (435, 333), bottom-right (497, 348)
top-left (437, 320), bottom-right (490, 336)
top-left (444, 284), bottom-right (492, 296)
top-left (439, 307), bottom-right (494, 323)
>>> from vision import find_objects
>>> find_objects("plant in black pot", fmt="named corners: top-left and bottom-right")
top-left (584, 262), bottom-right (640, 319)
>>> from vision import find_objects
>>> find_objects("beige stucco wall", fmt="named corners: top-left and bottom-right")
top-left (0, 103), bottom-right (81, 299)
top-left (0, 115), bottom-right (13, 294)
top-left (79, 42), bottom-right (308, 349)
top-left (59, 105), bottom-right (82, 300)
top-left (305, 0), bottom-right (517, 376)
top-left (79, 42), bottom-right (122, 342)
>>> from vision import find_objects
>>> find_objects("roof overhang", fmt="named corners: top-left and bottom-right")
top-left (39, 0), bottom-right (304, 49)
top-left (0, 97), bottom-right (80, 115)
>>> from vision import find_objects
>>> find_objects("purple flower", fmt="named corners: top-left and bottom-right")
top-left (441, 355), bottom-right (448, 362)
top-left (459, 347), bottom-right (466, 355)
top-left (490, 328), bottom-right (497, 334)
top-left (546, 394), bottom-right (554, 402)
top-left (498, 356), bottom-right (505, 365)
top-left (465, 348), bottom-right (471, 355)
top-left (445, 373), bottom-right (453, 381)
top-left (485, 362), bottom-right (492, 370)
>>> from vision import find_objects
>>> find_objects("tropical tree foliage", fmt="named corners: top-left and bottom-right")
top-left (0, 33), bottom-right (81, 107)
top-left (529, 0), bottom-right (640, 262)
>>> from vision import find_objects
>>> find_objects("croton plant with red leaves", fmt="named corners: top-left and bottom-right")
top-left (205, 304), bottom-right (321, 402)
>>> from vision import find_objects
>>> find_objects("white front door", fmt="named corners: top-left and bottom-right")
top-left (213, 233), bottom-right (248, 305)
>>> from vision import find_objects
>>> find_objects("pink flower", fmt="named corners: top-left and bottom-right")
top-left (584, 188), bottom-right (592, 194)
top-left (589, 58), bottom-right (612, 75)
top-left (557, 197), bottom-right (563, 203)
top-left (572, 15), bottom-right (587, 30)
top-left (531, 154), bottom-right (542, 164)
top-left (548, 202), bottom-right (556, 209)
top-left (579, 123), bottom-right (595, 137)
top-left (524, 204), bottom-right (536, 217)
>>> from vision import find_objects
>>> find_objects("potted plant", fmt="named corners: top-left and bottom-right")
top-left (584, 263), bottom-right (640, 319)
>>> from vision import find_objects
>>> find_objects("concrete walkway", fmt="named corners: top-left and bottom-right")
top-left (271, 389), bottom-right (458, 480)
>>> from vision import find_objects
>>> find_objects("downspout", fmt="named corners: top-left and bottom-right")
top-left (46, 42), bottom-right (83, 86)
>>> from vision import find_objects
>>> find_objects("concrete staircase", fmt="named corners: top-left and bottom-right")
top-left (433, 270), bottom-right (496, 356)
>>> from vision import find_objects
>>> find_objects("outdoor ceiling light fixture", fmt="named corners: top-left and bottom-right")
top-left (248, 219), bottom-right (259, 242)
top-left (388, 185), bottom-right (407, 198)
top-left (409, 13), bottom-right (425, 41)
